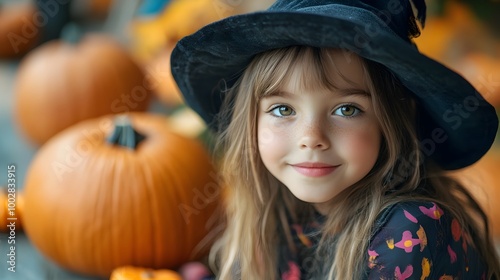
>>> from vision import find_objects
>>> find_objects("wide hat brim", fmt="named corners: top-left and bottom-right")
top-left (171, 5), bottom-right (498, 170)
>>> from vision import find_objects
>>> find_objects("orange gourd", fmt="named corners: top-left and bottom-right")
top-left (452, 145), bottom-right (500, 238)
top-left (0, 187), bottom-right (23, 232)
top-left (14, 34), bottom-right (152, 146)
top-left (109, 266), bottom-right (182, 280)
top-left (0, 3), bottom-right (40, 59)
top-left (22, 113), bottom-right (221, 278)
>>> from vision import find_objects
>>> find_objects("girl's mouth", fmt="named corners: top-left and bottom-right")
top-left (291, 162), bottom-right (339, 177)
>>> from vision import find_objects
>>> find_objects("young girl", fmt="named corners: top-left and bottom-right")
top-left (171, 0), bottom-right (500, 279)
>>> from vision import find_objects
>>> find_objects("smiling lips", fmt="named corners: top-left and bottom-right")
top-left (291, 162), bottom-right (339, 177)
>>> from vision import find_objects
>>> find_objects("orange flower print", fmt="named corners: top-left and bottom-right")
top-left (395, 231), bottom-right (420, 253)
top-left (419, 203), bottom-right (444, 220)
top-left (416, 225), bottom-right (427, 252)
top-left (395, 265), bottom-right (413, 280)
top-left (291, 224), bottom-right (312, 247)
top-left (439, 275), bottom-right (453, 280)
top-left (451, 218), bottom-right (462, 242)
top-left (421, 258), bottom-right (431, 280)
top-left (387, 238), bottom-right (395, 249)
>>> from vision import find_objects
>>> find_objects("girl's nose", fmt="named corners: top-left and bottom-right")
top-left (298, 119), bottom-right (330, 150)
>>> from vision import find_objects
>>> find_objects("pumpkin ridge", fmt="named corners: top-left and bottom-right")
top-left (112, 152), bottom-right (134, 270)
top-left (157, 147), bottom-right (185, 264)
top-left (139, 155), bottom-right (160, 268)
top-left (144, 148), bottom-right (180, 267)
top-left (88, 150), bottom-right (114, 275)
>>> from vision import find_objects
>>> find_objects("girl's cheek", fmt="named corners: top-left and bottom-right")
top-left (258, 121), bottom-right (292, 163)
top-left (258, 116), bottom-right (292, 146)
top-left (339, 126), bottom-right (381, 161)
top-left (258, 127), bottom-right (283, 157)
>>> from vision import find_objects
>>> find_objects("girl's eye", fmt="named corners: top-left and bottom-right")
top-left (334, 105), bottom-right (361, 117)
top-left (269, 105), bottom-right (295, 117)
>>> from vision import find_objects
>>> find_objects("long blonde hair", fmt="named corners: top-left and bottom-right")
top-left (209, 46), bottom-right (500, 279)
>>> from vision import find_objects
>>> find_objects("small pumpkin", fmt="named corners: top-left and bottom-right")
top-left (0, 187), bottom-right (23, 232)
top-left (22, 113), bottom-right (221, 277)
top-left (144, 44), bottom-right (183, 107)
top-left (14, 34), bottom-right (152, 146)
top-left (0, 3), bottom-right (40, 59)
top-left (89, 0), bottom-right (113, 19)
top-left (109, 266), bottom-right (182, 280)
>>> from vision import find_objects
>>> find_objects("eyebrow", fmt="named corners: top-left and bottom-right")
top-left (264, 88), bottom-right (371, 98)
top-left (337, 88), bottom-right (371, 98)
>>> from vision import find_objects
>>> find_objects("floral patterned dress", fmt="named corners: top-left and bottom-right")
top-left (279, 201), bottom-right (489, 279)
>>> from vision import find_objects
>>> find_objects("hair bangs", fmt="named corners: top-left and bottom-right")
top-left (249, 47), bottom-right (367, 101)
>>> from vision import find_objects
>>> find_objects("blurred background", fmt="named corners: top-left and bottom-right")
top-left (0, 0), bottom-right (499, 279)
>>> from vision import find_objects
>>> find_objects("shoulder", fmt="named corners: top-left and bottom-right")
top-left (366, 201), bottom-right (487, 279)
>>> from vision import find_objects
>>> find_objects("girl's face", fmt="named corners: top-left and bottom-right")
top-left (257, 50), bottom-right (381, 213)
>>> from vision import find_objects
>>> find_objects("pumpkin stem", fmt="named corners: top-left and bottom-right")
top-left (106, 115), bottom-right (145, 149)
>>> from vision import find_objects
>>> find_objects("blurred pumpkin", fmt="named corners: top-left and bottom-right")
top-left (0, 3), bottom-right (40, 59)
top-left (414, 1), bottom-right (481, 61)
top-left (452, 145), bottom-right (500, 239)
top-left (89, 0), bottom-right (113, 19)
top-left (144, 45), bottom-right (183, 106)
top-left (414, 1), bottom-right (500, 108)
top-left (22, 113), bottom-right (221, 277)
top-left (130, 0), bottom-right (235, 63)
top-left (451, 52), bottom-right (500, 108)
top-left (0, 187), bottom-right (23, 232)
top-left (109, 266), bottom-right (182, 280)
top-left (130, 0), bottom-right (248, 107)
top-left (14, 34), bottom-right (152, 146)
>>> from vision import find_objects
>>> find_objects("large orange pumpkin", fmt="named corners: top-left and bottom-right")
top-left (0, 3), bottom-right (40, 58)
top-left (22, 113), bottom-right (221, 277)
top-left (14, 34), bottom-right (152, 146)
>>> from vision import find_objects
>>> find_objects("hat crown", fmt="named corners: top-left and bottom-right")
top-left (268, 0), bottom-right (426, 42)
